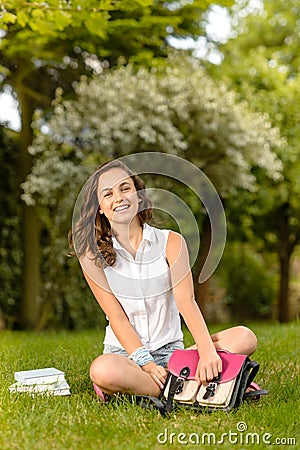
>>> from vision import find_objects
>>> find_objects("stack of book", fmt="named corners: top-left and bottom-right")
top-left (8, 367), bottom-right (71, 396)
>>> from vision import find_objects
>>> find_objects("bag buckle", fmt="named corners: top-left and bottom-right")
top-left (175, 367), bottom-right (190, 395)
top-left (202, 373), bottom-right (222, 400)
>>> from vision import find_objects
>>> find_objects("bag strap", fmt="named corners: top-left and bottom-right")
top-left (241, 359), bottom-right (268, 400)
top-left (245, 360), bottom-right (260, 389)
top-left (244, 389), bottom-right (269, 399)
top-left (135, 395), bottom-right (166, 415)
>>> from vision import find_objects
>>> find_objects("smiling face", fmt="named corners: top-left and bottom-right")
top-left (97, 167), bottom-right (141, 227)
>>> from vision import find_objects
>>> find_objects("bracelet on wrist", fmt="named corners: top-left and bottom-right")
top-left (128, 346), bottom-right (154, 366)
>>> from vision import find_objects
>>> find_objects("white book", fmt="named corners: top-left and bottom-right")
top-left (9, 380), bottom-right (71, 396)
top-left (14, 367), bottom-right (65, 385)
top-left (49, 389), bottom-right (71, 396)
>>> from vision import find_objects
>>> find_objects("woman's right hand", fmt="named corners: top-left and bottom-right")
top-left (142, 361), bottom-right (167, 390)
top-left (195, 349), bottom-right (222, 385)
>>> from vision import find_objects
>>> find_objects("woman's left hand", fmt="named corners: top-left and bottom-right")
top-left (195, 350), bottom-right (222, 385)
top-left (142, 361), bottom-right (168, 390)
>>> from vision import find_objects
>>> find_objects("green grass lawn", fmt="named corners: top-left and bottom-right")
top-left (0, 322), bottom-right (299, 450)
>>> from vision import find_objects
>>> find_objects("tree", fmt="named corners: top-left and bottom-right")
top-left (0, 0), bottom-right (233, 329)
top-left (21, 59), bottom-right (283, 327)
top-left (0, 125), bottom-right (22, 329)
top-left (209, 0), bottom-right (300, 321)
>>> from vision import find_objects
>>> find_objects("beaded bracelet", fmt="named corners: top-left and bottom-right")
top-left (128, 346), bottom-right (154, 366)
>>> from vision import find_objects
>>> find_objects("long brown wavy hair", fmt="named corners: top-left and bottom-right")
top-left (69, 160), bottom-right (153, 267)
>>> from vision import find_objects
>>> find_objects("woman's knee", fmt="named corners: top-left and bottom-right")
top-left (90, 354), bottom-right (120, 388)
top-left (238, 326), bottom-right (257, 355)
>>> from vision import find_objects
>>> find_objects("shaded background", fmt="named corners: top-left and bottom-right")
top-left (0, 0), bottom-right (299, 331)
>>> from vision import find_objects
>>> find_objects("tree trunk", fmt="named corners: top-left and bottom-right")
top-left (278, 251), bottom-right (290, 323)
top-left (21, 205), bottom-right (41, 329)
top-left (277, 202), bottom-right (290, 323)
top-left (17, 90), bottom-right (41, 329)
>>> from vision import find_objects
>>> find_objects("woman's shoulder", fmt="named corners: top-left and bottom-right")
top-left (165, 231), bottom-right (189, 271)
top-left (145, 224), bottom-right (187, 257)
top-left (147, 224), bottom-right (180, 237)
top-left (79, 252), bottom-right (105, 278)
top-left (166, 230), bottom-right (186, 248)
top-left (146, 224), bottom-right (173, 242)
top-left (147, 224), bottom-right (185, 241)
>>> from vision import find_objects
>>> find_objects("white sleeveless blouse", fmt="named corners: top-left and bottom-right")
top-left (103, 224), bottom-right (183, 351)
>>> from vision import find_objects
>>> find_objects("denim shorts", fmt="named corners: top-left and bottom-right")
top-left (103, 340), bottom-right (184, 367)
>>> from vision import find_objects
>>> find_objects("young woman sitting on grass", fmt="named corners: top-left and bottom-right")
top-left (70, 160), bottom-right (257, 401)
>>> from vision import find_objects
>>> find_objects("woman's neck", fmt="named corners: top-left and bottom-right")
top-left (112, 217), bottom-right (143, 254)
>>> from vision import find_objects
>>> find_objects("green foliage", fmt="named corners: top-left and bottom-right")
top-left (0, 0), bottom-right (234, 32)
top-left (211, 0), bottom-right (300, 207)
top-left (0, 0), bottom-right (233, 66)
top-left (217, 243), bottom-right (276, 321)
top-left (0, 0), bottom-right (235, 330)
top-left (207, 0), bottom-right (300, 321)
top-left (1, 0), bottom-right (289, 329)
top-left (16, 58), bottom-right (284, 329)
top-left (229, 0), bottom-right (300, 79)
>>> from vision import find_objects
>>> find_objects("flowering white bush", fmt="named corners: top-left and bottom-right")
top-left (23, 59), bottom-right (283, 207)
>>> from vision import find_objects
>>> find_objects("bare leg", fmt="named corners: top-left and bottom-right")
top-left (90, 354), bottom-right (161, 396)
top-left (91, 326), bottom-right (257, 396)
top-left (188, 326), bottom-right (257, 355)
top-left (211, 325), bottom-right (257, 355)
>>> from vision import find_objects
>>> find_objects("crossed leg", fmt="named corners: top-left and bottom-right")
top-left (90, 325), bottom-right (257, 397)
top-left (188, 325), bottom-right (257, 355)
top-left (90, 353), bottom-right (161, 397)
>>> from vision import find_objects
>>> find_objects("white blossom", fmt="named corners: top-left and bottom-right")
top-left (24, 58), bottom-right (283, 207)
